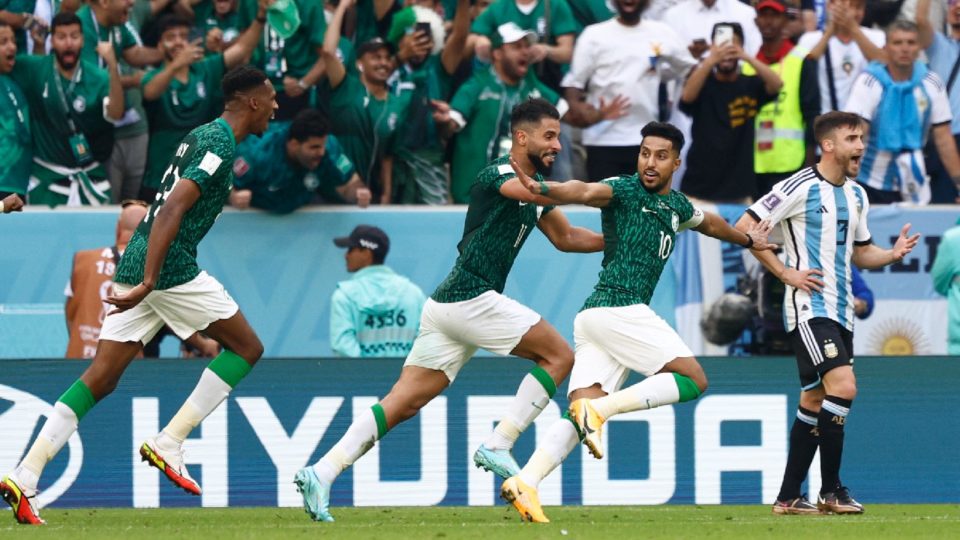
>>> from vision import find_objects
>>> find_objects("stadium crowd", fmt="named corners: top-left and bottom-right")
top-left (1, 0), bottom-right (960, 208)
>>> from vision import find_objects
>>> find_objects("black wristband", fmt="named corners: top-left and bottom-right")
top-left (743, 233), bottom-right (754, 249)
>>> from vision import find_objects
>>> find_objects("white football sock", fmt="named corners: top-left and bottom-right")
top-left (161, 368), bottom-right (232, 446)
top-left (313, 407), bottom-right (379, 485)
top-left (16, 402), bottom-right (78, 493)
top-left (484, 372), bottom-right (553, 450)
top-left (590, 373), bottom-right (680, 419)
top-left (518, 419), bottom-right (580, 488)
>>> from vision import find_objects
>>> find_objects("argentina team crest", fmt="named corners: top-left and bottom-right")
top-left (823, 339), bottom-right (839, 359)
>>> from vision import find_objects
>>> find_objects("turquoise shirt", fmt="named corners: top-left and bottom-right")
top-left (233, 122), bottom-right (357, 213)
top-left (932, 222), bottom-right (960, 355)
top-left (330, 265), bottom-right (426, 357)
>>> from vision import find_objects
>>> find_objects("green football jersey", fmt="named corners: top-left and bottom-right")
top-left (10, 55), bottom-right (114, 166)
top-left (141, 55), bottom-right (226, 189)
top-left (449, 66), bottom-right (559, 203)
top-left (0, 74), bottom-right (31, 194)
top-left (471, 0), bottom-right (578, 43)
top-left (432, 154), bottom-right (555, 303)
top-left (238, 0), bottom-right (326, 85)
top-left (115, 118), bottom-right (237, 290)
top-left (582, 175), bottom-right (699, 310)
top-left (77, 5), bottom-right (139, 68)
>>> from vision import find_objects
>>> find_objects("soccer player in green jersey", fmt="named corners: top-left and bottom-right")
top-left (294, 98), bottom-right (604, 523)
top-left (0, 66), bottom-right (278, 526)
top-left (502, 121), bottom-right (776, 522)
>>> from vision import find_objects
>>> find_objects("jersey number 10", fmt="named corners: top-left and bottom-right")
top-left (658, 231), bottom-right (674, 260)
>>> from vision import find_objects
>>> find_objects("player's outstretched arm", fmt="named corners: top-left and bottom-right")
top-left (508, 156), bottom-right (613, 207)
top-left (853, 223), bottom-right (920, 270)
top-left (734, 213), bottom-right (824, 293)
top-left (696, 211), bottom-right (777, 251)
top-left (106, 180), bottom-right (202, 312)
top-left (537, 209), bottom-right (604, 253)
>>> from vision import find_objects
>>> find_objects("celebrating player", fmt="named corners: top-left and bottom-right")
top-left (1, 66), bottom-right (278, 525)
top-left (503, 121), bottom-right (776, 522)
top-left (735, 111), bottom-right (920, 515)
top-left (294, 98), bottom-right (604, 522)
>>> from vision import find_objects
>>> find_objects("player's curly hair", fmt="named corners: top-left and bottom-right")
top-left (510, 98), bottom-right (560, 132)
top-left (221, 65), bottom-right (269, 102)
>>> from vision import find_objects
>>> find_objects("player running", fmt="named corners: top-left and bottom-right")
top-left (294, 98), bottom-right (604, 522)
top-left (1, 65), bottom-right (277, 525)
top-left (502, 122), bottom-right (776, 522)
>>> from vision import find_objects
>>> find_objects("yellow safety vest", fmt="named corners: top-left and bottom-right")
top-left (743, 47), bottom-right (808, 174)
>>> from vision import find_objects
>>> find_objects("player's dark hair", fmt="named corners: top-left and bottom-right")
top-left (51, 11), bottom-right (82, 34)
top-left (641, 122), bottom-right (685, 155)
top-left (510, 98), bottom-right (560, 132)
top-left (814, 111), bottom-right (863, 144)
top-left (289, 109), bottom-right (331, 142)
top-left (0, 20), bottom-right (10, 31)
top-left (221, 65), bottom-right (269, 102)
top-left (155, 14), bottom-right (192, 38)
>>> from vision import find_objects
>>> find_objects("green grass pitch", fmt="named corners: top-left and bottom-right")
top-left (4, 505), bottom-right (959, 539)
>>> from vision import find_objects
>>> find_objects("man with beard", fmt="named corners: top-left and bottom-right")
top-left (442, 23), bottom-right (560, 203)
top-left (139, 10), bottom-right (265, 200)
top-left (230, 108), bottom-right (370, 211)
top-left (503, 121), bottom-right (775, 522)
top-left (387, 0), bottom-right (470, 204)
top-left (563, 0), bottom-right (695, 181)
top-left (1, 66), bottom-right (277, 525)
top-left (320, 0), bottom-right (412, 204)
top-left (734, 111), bottom-right (920, 515)
top-left (679, 22), bottom-right (782, 203)
top-left (294, 98), bottom-right (604, 523)
top-left (844, 20), bottom-right (960, 204)
top-left (9, 11), bottom-right (124, 207)
top-left (0, 21), bottom-right (30, 204)
top-left (917, 0), bottom-right (960, 203)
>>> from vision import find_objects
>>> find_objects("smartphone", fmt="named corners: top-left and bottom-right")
top-left (415, 22), bottom-right (432, 36)
top-left (713, 24), bottom-right (734, 47)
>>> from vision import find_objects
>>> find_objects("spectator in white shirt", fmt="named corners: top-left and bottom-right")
top-left (797, 0), bottom-right (886, 114)
top-left (664, 0), bottom-right (762, 59)
top-left (563, 0), bottom-right (695, 181)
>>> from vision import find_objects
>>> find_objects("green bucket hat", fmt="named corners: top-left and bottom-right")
top-left (267, 0), bottom-right (301, 40)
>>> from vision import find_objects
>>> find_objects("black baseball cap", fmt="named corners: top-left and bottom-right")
top-left (356, 37), bottom-right (394, 57)
top-left (333, 225), bottom-right (390, 260)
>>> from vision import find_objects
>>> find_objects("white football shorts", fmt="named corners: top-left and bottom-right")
top-left (404, 290), bottom-right (541, 382)
top-left (99, 271), bottom-right (239, 344)
top-left (568, 304), bottom-right (694, 396)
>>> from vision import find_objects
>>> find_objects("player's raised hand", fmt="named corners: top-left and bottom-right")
top-left (509, 155), bottom-right (541, 194)
top-left (106, 283), bottom-right (152, 313)
top-left (892, 223), bottom-right (920, 262)
top-left (746, 219), bottom-right (778, 251)
top-left (96, 41), bottom-right (118, 68)
top-left (781, 268), bottom-right (825, 293)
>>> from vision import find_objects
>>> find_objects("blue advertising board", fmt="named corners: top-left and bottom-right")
top-left (1, 357), bottom-right (956, 509)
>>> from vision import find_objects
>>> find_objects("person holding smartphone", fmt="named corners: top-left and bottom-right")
top-left (679, 22), bottom-right (783, 203)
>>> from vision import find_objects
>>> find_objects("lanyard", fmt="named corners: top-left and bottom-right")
top-left (52, 62), bottom-right (83, 134)
top-left (2, 79), bottom-right (26, 126)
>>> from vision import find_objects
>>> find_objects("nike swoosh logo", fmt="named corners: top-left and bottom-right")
top-left (641, 207), bottom-right (657, 214)
top-left (531, 402), bottom-right (544, 411)
top-left (579, 412), bottom-right (596, 435)
top-left (518, 201), bottom-right (528, 207)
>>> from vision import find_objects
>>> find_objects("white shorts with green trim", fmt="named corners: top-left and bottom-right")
top-left (569, 304), bottom-right (694, 396)
top-left (99, 271), bottom-right (239, 345)
top-left (403, 291), bottom-right (541, 382)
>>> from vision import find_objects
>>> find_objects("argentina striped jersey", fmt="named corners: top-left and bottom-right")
top-left (747, 167), bottom-right (872, 332)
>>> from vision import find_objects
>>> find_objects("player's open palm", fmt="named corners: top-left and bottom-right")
top-left (746, 219), bottom-right (778, 251)
top-left (509, 156), bottom-right (540, 194)
top-left (892, 223), bottom-right (920, 262)
top-left (106, 283), bottom-right (152, 313)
